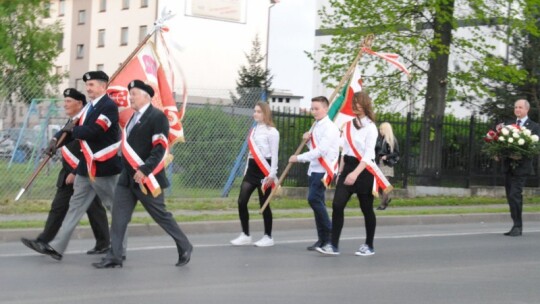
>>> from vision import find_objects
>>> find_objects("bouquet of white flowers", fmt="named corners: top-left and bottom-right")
top-left (483, 123), bottom-right (540, 161)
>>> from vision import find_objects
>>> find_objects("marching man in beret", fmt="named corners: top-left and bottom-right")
top-left (93, 80), bottom-right (192, 268)
top-left (34, 71), bottom-right (123, 261)
top-left (21, 88), bottom-right (110, 256)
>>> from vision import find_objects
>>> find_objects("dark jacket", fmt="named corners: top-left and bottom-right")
top-left (375, 135), bottom-right (400, 166)
top-left (72, 94), bottom-right (122, 177)
top-left (118, 105), bottom-right (170, 189)
top-left (502, 118), bottom-right (540, 176)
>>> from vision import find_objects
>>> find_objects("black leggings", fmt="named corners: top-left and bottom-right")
top-left (237, 181), bottom-right (273, 236)
top-left (331, 171), bottom-right (376, 249)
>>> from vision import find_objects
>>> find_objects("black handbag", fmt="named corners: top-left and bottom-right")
top-left (384, 155), bottom-right (399, 167)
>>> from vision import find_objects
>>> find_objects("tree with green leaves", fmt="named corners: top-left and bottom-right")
top-left (314, 0), bottom-right (539, 181)
top-left (0, 0), bottom-right (64, 126)
top-left (231, 34), bottom-right (273, 107)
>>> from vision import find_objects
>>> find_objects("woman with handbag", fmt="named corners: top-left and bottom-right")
top-left (375, 122), bottom-right (399, 210)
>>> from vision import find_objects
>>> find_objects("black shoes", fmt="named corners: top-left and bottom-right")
top-left (21, 238), bottom-right (62, 260)
top-left (176, 248), bottom-right (192, 267)
top-left (92, 259), bottom-right (123, 269)
top-left (21, 238), bottom-right (47, 254)
top-left (87, 247), bottom-right (110, 255)
top-left (504, 227), bottom-right (522, 237)
top-left (307, 240), bottom-right (323, 251)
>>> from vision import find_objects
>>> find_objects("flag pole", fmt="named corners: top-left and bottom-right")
top-left (15, 131), bottom-right (69, 201)
top-left (259, 34), bottom-right (374, 214)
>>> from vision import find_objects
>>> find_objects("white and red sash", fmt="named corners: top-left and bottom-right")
top-left (344, 121), bottom-right (392, 195)
top-left (247, 128), bottom-right (276, 193)
top-left (61, 146), bottom-right (79, 170)
top-left (310, 133), bottom-right (338, 188)
top-left (77, 108), bottom-right (120, 180)
top-left (121, 128), bottom-right (168, 197)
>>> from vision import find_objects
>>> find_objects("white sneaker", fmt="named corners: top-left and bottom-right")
top-left (254, 235), bottom-right (274, 247)
top-left (230, 233), bottom-right (252, 246)
top-left (355, 244), bottom-right (375, 256)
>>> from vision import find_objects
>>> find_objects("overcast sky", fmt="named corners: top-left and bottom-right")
top-left (267, 0), bottom-right (317, 108)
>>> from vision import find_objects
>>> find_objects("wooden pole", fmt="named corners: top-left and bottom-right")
top-left (14, 131), bottom-right (69, 201)
top-left (259, 35), bottom-right (374, 213)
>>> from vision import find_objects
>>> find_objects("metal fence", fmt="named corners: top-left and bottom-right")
top-left (0, 93), bottom-right (534, 202)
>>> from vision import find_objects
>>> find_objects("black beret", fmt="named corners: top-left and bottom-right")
top-left (63, 88), bottom-right (87, 105)
top-left (127, 79), bottom-right (155, 98)
top-left (83, 71), bottom-right (109, 82)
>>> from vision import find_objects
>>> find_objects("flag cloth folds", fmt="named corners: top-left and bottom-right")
top-left (328, 65), bottom-right (362, 129)
top-left (108, 32), bottom-right (186, 145)
top-left (362, 47), bottom-right (410, 76)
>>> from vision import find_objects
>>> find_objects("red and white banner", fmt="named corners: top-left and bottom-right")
top-left (108, 32), bottom-right (187, 145)
top-left (362, 47), bottom-right (410, 77)
top-left (344, 121), bottom-right (392, 195)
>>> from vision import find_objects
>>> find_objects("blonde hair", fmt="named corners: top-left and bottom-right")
top-left (379, 122), bottom-right (396, 152)
top-left (255, 101), bottom-right (275, 127)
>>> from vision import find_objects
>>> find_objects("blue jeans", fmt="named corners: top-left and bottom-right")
top-left (307, 172), bottom-right (332, 243)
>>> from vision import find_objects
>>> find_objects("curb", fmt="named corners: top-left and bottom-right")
top-left (2, 213), bottom-right (540, 243)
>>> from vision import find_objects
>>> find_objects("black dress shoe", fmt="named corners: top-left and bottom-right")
top-left (376, 205), bottom-right (386, 210)
top-left (176, 249), bottom-right (192, 267)
top-left (92, 259), bottom-right (123, 269)
top-left (504, 227), bottom-right (522, 237)
top-left (42, 243), bottom-right (63, 261)
top-left (87, 247), bottom-right (110, 255)
top-left (307, 240), bottom-right (323, 251)
top-left (21, 238), bottom-right (47, 254)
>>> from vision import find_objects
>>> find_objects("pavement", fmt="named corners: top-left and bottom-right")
top-left (2, 204), bottom-right (540, 242)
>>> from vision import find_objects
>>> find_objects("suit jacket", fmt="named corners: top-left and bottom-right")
top-left (118, 105), bottom-right (170, 189)
top-left (72, 94), bottom-right (122, 177)
top-left (502, 118), bottom-right (540, 176)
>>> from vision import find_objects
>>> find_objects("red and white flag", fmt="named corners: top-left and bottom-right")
top-left (108, 31), bottom-right (187, 145)
top-left (362, 47), bottom-right (410, 77)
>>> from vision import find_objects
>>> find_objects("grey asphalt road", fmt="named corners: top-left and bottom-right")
top-left (1, 221), bottom-right (539, 304)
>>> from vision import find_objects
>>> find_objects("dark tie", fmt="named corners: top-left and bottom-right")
top-left (517, 119), bottom-right (522, 127)
top-left (86, 103), bottom-right (94, 116)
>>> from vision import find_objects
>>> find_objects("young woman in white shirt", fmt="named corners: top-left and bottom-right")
top-left (317, 91), bottom-right (380, 256)
top-left (230, 102), bottom-right (280, 247)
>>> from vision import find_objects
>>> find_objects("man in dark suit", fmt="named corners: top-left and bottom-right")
top-left (502, 99), bottom-right (540, 236)
top-left (32, 71), bottom-right (122, 261)
top-left (21, 88), bottom-right (110, 255)
top-left (93, 80), bottom-right (192, 268)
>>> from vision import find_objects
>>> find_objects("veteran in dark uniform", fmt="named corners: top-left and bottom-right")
top-left (93, 80), bottom-right (192, 268)
top-left (36, 71), bottom-right (122, 260)
top-left (21, 88), bottom-right (110, 255)
top-left (502, 99), bottom-right (540, 236)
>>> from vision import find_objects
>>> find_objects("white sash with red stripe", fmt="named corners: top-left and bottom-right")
top-left (310, 133), bottom-right (338, 188)
top-left (61, 146), bottom-right (79, 170)
top-left (344, 121), bottom-right (392, 195)
top-left (121, 128), bottom-right (168, 197)
top-left (247, 128), bottom-right (275, 193)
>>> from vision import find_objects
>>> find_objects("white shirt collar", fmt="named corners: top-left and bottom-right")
top-left (90, 94), bottom-right (106, 107)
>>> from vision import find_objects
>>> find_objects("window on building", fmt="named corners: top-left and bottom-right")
top-left (122, 0), bottom-right (130, 9)
top-left (78, 10), bottom-right (86, 24)
top-left (57, 33), bottom-right (64, 50)
top-left (98, 29), bottom-right (105, 47)
top-left (75, 78), bottom-right (84, 91)
top-left (96, 64), bottom-right (104, 71)
top-left (76, 44), bottom-right (84, 59)
top-left (100, 0), bottom-right (107, 12)
top-left (139, 25), bottom-right (147, 42)
top-left (278, 98), bottom-right (283, 103)
top-left (120, 27), bottom-right (129, 46)
top-left (58, 0), bottom-right (65, 16)
top-left (55, 66), bottom-right (63, 75)
top-left (141, 0), bottom-right (149, 8)
top-left (286, 98), bottom-right (290, 103)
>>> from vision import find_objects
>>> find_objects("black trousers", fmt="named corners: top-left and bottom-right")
top-left (504, 172), bottom-right (527, 228)
top-left (37, 184), bottom-right (110, 249)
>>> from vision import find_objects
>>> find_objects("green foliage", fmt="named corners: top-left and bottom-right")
top-left (231, 35), bottom-right (273, 107)
top-left (312, 0), bottom-right (537, 114)
top-left (171, 106), bottom-right (250, 188)
top-left (0, 0), bottom-right (64, 103)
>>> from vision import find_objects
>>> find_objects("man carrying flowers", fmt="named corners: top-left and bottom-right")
top-left (485, 99), bottom-right (540, 236)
